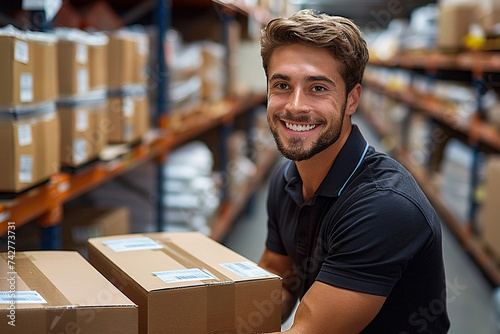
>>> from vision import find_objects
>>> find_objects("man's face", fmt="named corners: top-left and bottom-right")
top-left (266, 44), bottom-right (350, 161)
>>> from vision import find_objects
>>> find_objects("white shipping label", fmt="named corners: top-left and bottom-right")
top-left (102, 237), bottom-right (163, 252)
top-left (14, 40), bottom-right (29, 64)
top-left (17, 123), bottom-right (32, 146)
top-left (19, 155), bottom-right (33, 183)
top-left (76, 43), bottom-right (88, 64)
top-left (77, 68), bottom-right (89, 94)
top-left (0, 291), bottom-right (47, 304)
top-left (153, 268), bottom-right (217, 284)
top-left (20, 73), bottom-right (33, 102)
top-left (73, 138), bottom-right (87, 165)
top-left (122, 96), bottom-right (134, 117)
top-left (220, 262), bottom-right (271, 278)
top-left (76, 109), bottom-right (89, 132)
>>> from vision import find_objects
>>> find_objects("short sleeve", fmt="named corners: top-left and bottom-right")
top-left (316, 190), bottom-right (434, 296)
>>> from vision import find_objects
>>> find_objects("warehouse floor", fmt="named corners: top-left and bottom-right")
top-left (223, 115), bottom-right (500, 333)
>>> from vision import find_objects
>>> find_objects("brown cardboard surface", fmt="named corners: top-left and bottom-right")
top-left (0, 34), bottom-right (34, 108)
top-left (58, 97), bottom-right (108, 166)
top-left (0, 251), bottom-right (138, 333)
top-left (107, 33), bottom-right (135, 89)
top-left (57, 40), bottom-right (89, 97)
top-left (62, 206), bottom-right (130, 249)
top-left (479, 157), bottom-right (500, 258)
top-left (0, 108), bottom-right (59, 192)
top-left (107, 88), bottom-right (150, 144)
top-left (30, 34), bottom-right (58, 104)
top-left (437, 3), bottom-right (477, 50)
top-left (88, 42), bottom-right (108, 91)
top-left (88, 232), bottom-right (282, 334)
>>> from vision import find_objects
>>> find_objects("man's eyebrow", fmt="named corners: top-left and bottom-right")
top-left (307, 75), bottom-right (336, 87)
top-left (269, 73), bottom-right (290, 81)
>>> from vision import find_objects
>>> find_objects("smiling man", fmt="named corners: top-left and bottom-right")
top-left (258, 9), bottom-right (450, 334)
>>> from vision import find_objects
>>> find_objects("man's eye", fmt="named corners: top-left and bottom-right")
top-left (276, 83), bottom-right (288, 90)
top-left (313, 86), bottom-right (325, 92)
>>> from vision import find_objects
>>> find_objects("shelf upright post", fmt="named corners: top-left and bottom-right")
top-left (218, 8), bottom-right (236, 202)
top-left (155, 0), bottom-right (171, 232)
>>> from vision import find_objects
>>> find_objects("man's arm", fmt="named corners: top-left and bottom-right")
top-left (258, 248), bottom-right (299, 322)
top-left (268, 281), bottom-right (386, 334)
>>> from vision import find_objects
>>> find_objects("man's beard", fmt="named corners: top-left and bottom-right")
top-left (268, 103), bottom-right (346, 162)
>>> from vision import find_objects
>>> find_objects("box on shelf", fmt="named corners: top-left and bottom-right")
top-left (29, 32), bottom-right (59, 104)
top-left (107, 85), bottom-right (150, 144)
top-left (0, 27), bottom-right (35, 109)
top-left (88, 232), bottom-right (282, 334)
top-left (477, 0), bottom-right (500, 36)
top-left (62, 206), bottom-right (130, 250)
top-left (0, 251), bottom-right (138, 334)
top-left (107, 30), bottom-right (149, 89)
top-left (479, 156), bottom-right (500, 259)
top-left (57, 93), bottom-right (108, 167)
top-left (55, 29), bottom-right (109, 98)
top-left (0, 104), bottom-right (59, 193)
top-left (437, 2), bottom-right (477, 50)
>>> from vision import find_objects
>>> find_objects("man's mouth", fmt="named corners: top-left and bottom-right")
top-left (283, 121), bottom-right (317, 132)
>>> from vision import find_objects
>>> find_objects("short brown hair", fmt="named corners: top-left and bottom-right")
top-left (261, 9), bottom-right (369, 94)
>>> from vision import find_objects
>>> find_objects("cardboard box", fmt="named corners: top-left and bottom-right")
top-left (479, 156), bottom-right (500, 258)
top-left (107, 32), bottom-right (136, 89)
top-left (88, 33), bottom-right (109, 92)
top-left (28, 32), bottom-right (59, 104)
top-left (0, 28), bottom-right (35, 109)
top-left (88, 232), bottom-right (282, 334)
top-left (62, 206), bottom-right (130, 250)
top-left (437, 2), bottom-right (477, 50)
top-left (477, 0), bottom-right (500, 35)
top-left (0, 251), bottom-right (138, 333)
top-left (107, 86), bottom-right (150, 144)
top-left (57, 95), bottom-right (108, 167)
top-left (56, 33), bottom-right (90, 98)
top-left (0, 105), bottom-right (60, 192)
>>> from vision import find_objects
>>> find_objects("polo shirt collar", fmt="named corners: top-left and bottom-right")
top-left (283, 124), bottom-right (369, 202)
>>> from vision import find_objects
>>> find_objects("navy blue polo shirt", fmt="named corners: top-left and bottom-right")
top-left (265, 124), bottom-right (450, 333)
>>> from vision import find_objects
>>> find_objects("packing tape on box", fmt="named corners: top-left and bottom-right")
top-left (14, 253), bottom-right (78, 333)
top-left (152, 237), bottom-right (236, 333)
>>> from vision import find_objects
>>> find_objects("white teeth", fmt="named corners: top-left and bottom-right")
top-left (285, 122), bottom-right (317, 132)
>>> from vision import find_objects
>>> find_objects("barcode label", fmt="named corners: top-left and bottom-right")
top-left (20, 73), bottom-right (33, 102)
top-left (0, 291), bottom-right (47, 304)
top-left (73, 138), bottom-right (87, 165)
top-left (220, 262), bottom-right (271, 278)
top-left (76, 109), bottom-right (89, 131)
top-left (102, 237), bottom-right (163, 252)
top-left (153, 268), bottom-right (217, 284)
top-left (14, 40), bottom-right (29, 64)
top-left (76, 43), bottom-right (88, 64)
top-left (77, 68), bottom-right (88, 94)
top-left (19, 155), bottom-right (33, 183)
top-left (18, 123), bottom-right (32, 146)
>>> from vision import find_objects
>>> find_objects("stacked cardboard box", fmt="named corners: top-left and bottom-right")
top-left (106, 30), bottom-right (150, 144)
top-left (88, 232), bottom-right (282, 334)
top-left (0, 251), bottom-right (138, 333)
top-left (0, 27), bottom-right (60, 192)
top-left (54, 29), bottom-right (110, 167)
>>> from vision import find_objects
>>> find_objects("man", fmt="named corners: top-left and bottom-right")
top-left (258, 9), bottom-right (450, 333)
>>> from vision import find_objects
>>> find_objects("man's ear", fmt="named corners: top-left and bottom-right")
top-left (346, 83), bottom-right (362, 116)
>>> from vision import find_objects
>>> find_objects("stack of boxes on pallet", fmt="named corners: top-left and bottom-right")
top-left (0, 27), bottom-right (59, 193)
top-left (0, 25), bottom-right (151, 193)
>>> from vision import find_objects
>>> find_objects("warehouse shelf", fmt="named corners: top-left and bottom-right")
top-left (362, 50), bottom-right (500, 285)
top-left (0, 94), bottom-right (268, 238)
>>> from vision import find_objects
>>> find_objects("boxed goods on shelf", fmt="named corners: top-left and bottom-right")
top-left (477, 0), bottom-right (500, 36)
top-left (479, 156), bottom-right (500, 259)
top-left (437, 1), bottom-right (476, 50)
top-left (88, 232), bottom-right (281, 334)
top-left (57, 93), bottom-right (108, 167)
top-left (54, 29), bottom-right (109, 98)
top-left (0, 26), bottom-right (59, 109)
top-left (0, 104), bottom-right (59, 193)
top-left (107, 29), bottom-right (150, 89)
top-left (62, 206), bottom-right (130, 251)
top-left (107, 85), bottom-right (150, 144)
top-left (0, 251), bottom-right (138, 334)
